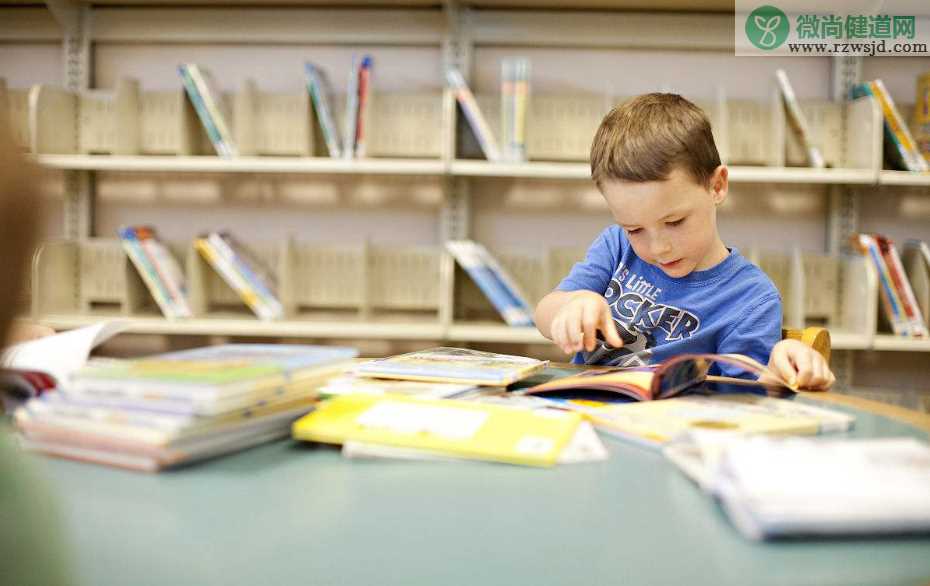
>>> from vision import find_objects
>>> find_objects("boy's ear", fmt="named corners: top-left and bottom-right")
top-left (709, 165), bottom-right (728, 206)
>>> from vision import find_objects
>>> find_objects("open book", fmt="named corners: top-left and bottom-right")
top-left (519, 352), bottom-right (794, 403)
top-left (0, 321), bottom-right (130, 410)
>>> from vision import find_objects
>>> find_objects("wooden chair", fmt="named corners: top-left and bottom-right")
top-left (782, 326), bottom-right (831, 365)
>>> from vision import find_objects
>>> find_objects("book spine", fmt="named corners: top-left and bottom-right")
top-left (133, 226), bottom-right (194, 318)
top-left (501, 62), bottom-right (514, 162)
top-left (179, 66), bottom-right (230, 157)
top-left (187, 64), bottom-right (238, 157)
top-left (446, 68), bottom-right (501, 162)
top-left (119, 227), bottom-right (179, 318)
top-left (870, 80), bottom-right (929, 172)
top-left (877, 235), bottom-right (928, 337)
top-left (913, 72), bottom-right (930, 165)
top-left (858, 234), bottom-right (909, 336)
top-left (775, 69), bottom-right (825, 169)
top-left (304, 63), bottom-right (342, 158)
top-left (354, 56), bottom-right (372, 158)
top-left (207, 233), bottom-right (283, 319)
top-left (194, 238), bottom-right (276, 320)
top-left (342, 56), bottom-right (360, 160)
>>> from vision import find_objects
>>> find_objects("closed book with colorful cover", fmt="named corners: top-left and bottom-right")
top-left (292, 393), bottom-right (582, 467)
top-left (67, 344), bottom-right (358, 415)
top-left (354, 347), bottom-right (547, 386)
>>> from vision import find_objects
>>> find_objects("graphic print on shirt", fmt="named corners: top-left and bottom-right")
top-left (582, 264), bottom-right (702, 366)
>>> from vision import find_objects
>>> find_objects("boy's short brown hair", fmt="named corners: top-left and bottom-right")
top-left (590, 93), bottom-right (721, 189)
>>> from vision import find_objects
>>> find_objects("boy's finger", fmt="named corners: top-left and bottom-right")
top-left (564, 304), bottom-right (584, 351)
top-left (600, 313), bottom-right (624, 348)
top-left (790, 348), bottom-right (813, 388)
top-left (769, 348), bottom-right (797, 387)
top-left (581, 303), bottom-right (598, 352)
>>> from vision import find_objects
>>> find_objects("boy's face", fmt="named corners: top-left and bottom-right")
top-left (600, 166), bottom-right (728, 278)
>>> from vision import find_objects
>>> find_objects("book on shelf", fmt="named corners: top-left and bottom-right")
top-left (912, 71), bottom-right (930, 165)
top-left (903, 240), bottom-right (930, 326)
top-left (119, 226), bottom-right (193, 319)
top-left (446, 67), bottom-right (501, 162)
top-left (854, 234), bottom-right (913, 337)
top-left (15, 344), bottom-right (358, 472)
top-left (665, 435), bottom-right (930, 540)
top-left (875, 235), bottom-right (928, 337)
top-left (291, 392), bottom-right (586, 467)
top-left (178, 63), bottom-right (238, 158)
top-left (194, 231), bottom-right (284, 320)
top-left (304, 63), bottom-right (342, 158)
top-left (500, 57), bottom-right (530, 163)
top-left (0, 321), bottom-right (129, 411)
top-left (852, 80), bottom-right (929, 172)
top-left (353, 347), bottom-right (548, 387)
top-left (775, 69), bottom-right (825, 169)
top-left (341, 55), bottom-right (373, 160)
top-left (446, 240), bottom-right (534, 327)
top-left (354, 55), bottom-right (373, 158)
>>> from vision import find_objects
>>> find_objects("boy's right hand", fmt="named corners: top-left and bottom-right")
top-left (549, 291), bottom-right (624, 355)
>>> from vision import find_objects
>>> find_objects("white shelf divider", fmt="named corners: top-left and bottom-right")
top-left (35, 154), bottom-right (447, 175)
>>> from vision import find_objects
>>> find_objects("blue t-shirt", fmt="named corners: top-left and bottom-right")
top-left (556, 225), bottom-right (781, 379)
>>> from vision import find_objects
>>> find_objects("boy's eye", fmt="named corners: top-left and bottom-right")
top-left (627, 228), bottom-right (642, 235)
top-left (666, 218), bottom-right (685, 227)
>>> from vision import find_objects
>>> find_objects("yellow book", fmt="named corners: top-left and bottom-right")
top-left (292, 393), bottom-right (582, 467)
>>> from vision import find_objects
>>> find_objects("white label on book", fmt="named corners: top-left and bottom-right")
top-left (356, 402), bottom-right (487, 440)
top-left (515, 436), bottom-right (555, 455)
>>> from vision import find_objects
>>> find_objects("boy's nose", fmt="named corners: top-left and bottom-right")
top-left (653, 237), bottom-right (672, 257)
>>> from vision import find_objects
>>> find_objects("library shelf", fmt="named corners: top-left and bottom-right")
top-left (34, 155), bottom-right (447, 176)
top-left (871, 335), bottom-right (930, 352)
top-left (878, 170), bottom-right (930, 187)
top-left (726, 166), bottom-right (876, 185)
top-left (37, 313), bottom-right (446, 340)
top-left (449, 160), bottom-right (591, 180)
top-left (445, 322), bottom-right (548, 343)
top-left (829, 331), bottom-right (872, 351)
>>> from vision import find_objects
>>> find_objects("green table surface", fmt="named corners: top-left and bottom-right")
top-left (24, 370), bottom-right (930, 586)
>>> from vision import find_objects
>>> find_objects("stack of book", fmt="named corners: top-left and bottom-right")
top-left (178, 63), bottom-right (238, 158)
top-left (119, 226), bottom-right (193, 319)
top-left (666, 435), bottom-right (930, 540)
top-left (854, 234), bottom-right (929, 338)
top-left (15, 344), bottom-right (358, 472)
top-left (852, 79), bottom-right (929, 172)
top-left (194, 231), bottom-right (284, 320)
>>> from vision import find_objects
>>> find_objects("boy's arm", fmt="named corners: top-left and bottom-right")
top-left (534, 291), bottom-right (576, 340)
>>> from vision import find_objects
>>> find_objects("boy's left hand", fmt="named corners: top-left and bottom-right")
top-left (765, 339), bottom-right (835, 391)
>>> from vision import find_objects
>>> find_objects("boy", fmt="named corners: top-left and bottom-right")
top-left (534, 93), bottom-right (833, 390)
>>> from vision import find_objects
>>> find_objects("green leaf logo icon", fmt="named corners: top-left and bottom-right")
top-left (746, 5), bottom-right (789, 50)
